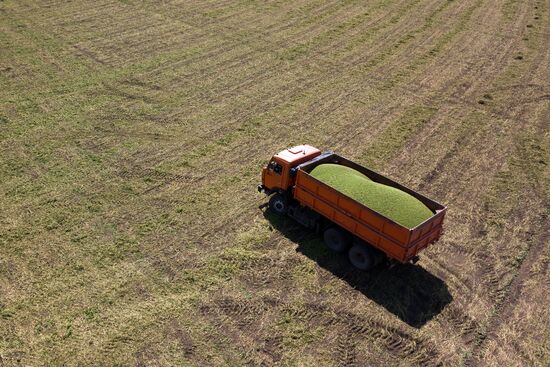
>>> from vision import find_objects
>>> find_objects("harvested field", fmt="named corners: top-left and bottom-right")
top-left (1, 0), bottom-right (549, 366)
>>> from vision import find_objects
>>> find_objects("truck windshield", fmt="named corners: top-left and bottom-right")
top-left (269, 161), bottom-right (283, 175)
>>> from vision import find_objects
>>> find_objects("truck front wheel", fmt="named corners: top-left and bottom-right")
top-left (323, 227), bottom-right (351, 253)
top-left (269, 194), bottom-right (288, 215)
top-left (348, 245), bottom-right (375, 271)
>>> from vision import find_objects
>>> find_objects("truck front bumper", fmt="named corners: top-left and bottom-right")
top-left (257, 184), bottom-right (271, 195)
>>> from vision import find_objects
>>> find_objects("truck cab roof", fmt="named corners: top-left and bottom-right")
top-left (274, 145), bottom-right (321, 165)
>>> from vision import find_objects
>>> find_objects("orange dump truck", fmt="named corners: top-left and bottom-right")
top-left (258, 145), bottom-right (447, 270)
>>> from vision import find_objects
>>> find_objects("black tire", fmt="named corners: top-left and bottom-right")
top-left (348, 245), bottom-right (375, 271)
top-left (269, 194), bottom-right (288, 215)
top-left (323, 227), bottom-right (351, 253)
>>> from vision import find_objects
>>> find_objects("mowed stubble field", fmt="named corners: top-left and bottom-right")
top-left (1, 0), bottom-right (549, 366)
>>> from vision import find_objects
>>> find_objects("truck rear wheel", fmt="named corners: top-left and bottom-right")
top-left (269, 194), bottom-right (288, 215)
top-left (323, 227), bottom-right (351, 253)
top-left (348, 245), bottom-right (375, 271)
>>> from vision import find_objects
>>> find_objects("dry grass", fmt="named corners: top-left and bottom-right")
top-left (1, 0), bottom-right (549, 366)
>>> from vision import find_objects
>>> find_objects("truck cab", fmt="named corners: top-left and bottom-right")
top-left (259, 145), bottom-right (321, 194)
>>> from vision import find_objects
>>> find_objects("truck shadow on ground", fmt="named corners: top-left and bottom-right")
top-left (263, 210), bottom-right (453, 328)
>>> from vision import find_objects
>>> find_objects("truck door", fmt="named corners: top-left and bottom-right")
top-left (264, 160), bottom-right (285, 190)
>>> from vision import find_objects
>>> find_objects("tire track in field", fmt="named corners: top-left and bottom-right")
top-left (200, 296), bottom-right (442, 366)
top-left (356, 0), bottom-right (530, 166)
top-left (323, 0), bottom-right (487, 152)
top-left (404, 0), bottom-right (534, 194)
top-left (378, 0), bottom-right (533, 216)
top-left (312, 0), bottom-right (540, 358)
top-left (337, 0), bottom-right (471, 71)
top-left (336, 329), bottom-right (357, 367)
top-left (32, 2), bottom-right (235, 66)
top-left (389, 1), bottom-right (550, 360)
top-left (69, 0), bottom-right (379, 103)
top-left (117, 166), bottom-right (205, 194)
top-left (324, 0), bottom-right (488, 151)
top-left (269, 0), bottom-right (436, 66)
top-left (467, 203), bottom-right (550, 365)
top-left (291, 0), bottom-right (458, 111)
top-left (465, 101), bottom-right (550, 365)
top-left (137, 0), bottom-right (417, 95)
top-left (131, 0), bottom-right (419, 97)
top-left (148, 0), bottom-right (478, 154)
top-left (81, 0), bottom-right (355, 68)
top-left (434, 0), bottom-right (540, 304)
top-left (18, 0), bottom-right (116, 18)
top-left (13, 1), bottom-right (210, 67)
top-left (438, 302), bottom-right (482, 346)
top-left (55, 0), bottom-right (440, 142)
top-left (421, 1), bottom-right (544, 234)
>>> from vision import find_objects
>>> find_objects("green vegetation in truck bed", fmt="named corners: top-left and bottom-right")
top-left (310, 164), bottom-right (433, 228)
top-left (306, 163), bottom-right (372, 182)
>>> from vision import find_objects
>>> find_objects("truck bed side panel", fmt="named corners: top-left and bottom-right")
top-left (294, 172), bottom-right (412, 262)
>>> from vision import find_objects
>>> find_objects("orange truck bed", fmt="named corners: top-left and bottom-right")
top-left (293, 153), bottom-right (446, 263)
